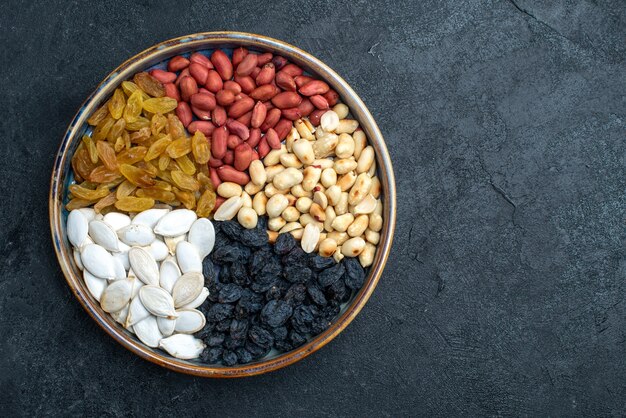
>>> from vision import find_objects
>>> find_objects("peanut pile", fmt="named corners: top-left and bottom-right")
top-left (67, 48), bottom-right (383, 266)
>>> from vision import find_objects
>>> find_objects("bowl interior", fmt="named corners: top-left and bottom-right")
top-left (50, 32), bottom-right (396, 377)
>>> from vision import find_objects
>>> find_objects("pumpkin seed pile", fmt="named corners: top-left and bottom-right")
top-left (67, 207), bottom-right (216, 360)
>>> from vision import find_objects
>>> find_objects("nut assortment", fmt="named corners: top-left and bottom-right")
top-left (64, 47), bottom-right (384, 362)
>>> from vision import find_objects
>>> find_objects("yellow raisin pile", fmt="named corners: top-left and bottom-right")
top-left (68, 72), bottom-right (216, 217)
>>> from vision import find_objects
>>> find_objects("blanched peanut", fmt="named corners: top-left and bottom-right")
top-left (374, 199), bottom-right (383, 215)
top-left (290, 228), bottom-right (304, 240)
top-left (320, 110), bottom-right (339, 132)
top-left (313, 134), bottom-right (338, 158)
top-left (245, 181), bottom-right (263, 195)
top-left (324, 206), bottom-right (336, 232)
top-left (314, 183), bottom-right (326, 194)
top-left (309, 203), bottom-right (325, 222)
top-left (285, 194), bottom-right (297, 206)
top-left (337, 171), bottom-right (357, 191)
top-left (312, 159), bottom-right (334, 169)
top-left (237, 207), bottom-right (258, 229)
top-left (353, 130), bottom-right (367, 159)
top-left (292, 138), bottom-right (315, 165)
top-left (334, 158), bottom-right (358, 175)
top-left (302, 166), bottom-right (321, 191)
top-left (273, 167), bottom-right (304, 190)
top-left (347, 214), bottom-right (369, 237)
top-left (299, 213), bottom-right (316, 227)
top-left (280, 221), bottom-right (302, 234)
top-left (303, 118), bottom-right (315, 133)
top-left (356, 146), bottom-right (374, 173)
top-left (264, 183), bottom-right (287, 198)
top-left (263, 145), bottom-right (287, 166)
top-left (348, 173), bottom-right (372, 206)
top-left (313, 191), bottom-right (328, 209)
top-left (319, 238), bottom-right (337, 257)
top-left (285, 127), bottom-right (300, 152)
top-left (353, 193), bottom-right (377, 215)
top-left (369, 212), bottom-right (383, 232)
top-left (341, 237), bottom-right (365, 257)
top-left (295, 119), bottom-right (314, 140)
top-left (213, 196), bottom-right (243, 221)
top-left (359, 243), bottom-right (376, 267)
top-left (320, 168), bottom-right (337, 188)
top-left (241, 191), bottom-right (252, 208)
top-left (282, 206), bottom-right (300, 222)
top-left (335, 192), bottom-right (349, 215)
top-left (331, 213), bottom-right (354, 232)
top-left (365, 228), bottom-right (380, 245)
top-left (266, 194), bottom-right (289, 218)
top-left (301, 223), bottom-right (321, 253)
top-left (252, 192), bottom-right (267, 215)
top-left (280, 153), bottom-right (303, 168)
top-left (217, 182), bottom-right (243, 198)
top-left (332, 103), bottom-right (349, 119)
top-left (325, 185), bottom-right (341, 206)
top-left (327, 231), bottom-right (349, 245)
top-left (268, 216), bottom-right (287, 231)
top-left (249, 159), bottom-right (266, 186)
top-left (370, 176), bottom-right (381, 198)
top-left (291, 184), bottom-right (312, 198)
top-left (368, 159), bottom-right (377, 176)
top-left (265, 164), bottom-right (285, 182)
top-left (267, 230), bottom-right (278, 244)
top-left (335, 133), bottom-right (355, 158)
top-left (333, 248), bottom-right (344, 262)
top-left (295, 197), bottom-right (313, 213)
top-left (335, 119), bottom-right (359, 134)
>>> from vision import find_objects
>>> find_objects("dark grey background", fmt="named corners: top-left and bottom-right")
top-left (1, 0), bottom-right (624, 416)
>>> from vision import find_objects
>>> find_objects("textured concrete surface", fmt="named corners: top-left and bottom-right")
top-left (1, 0), bottom-right (624, 416)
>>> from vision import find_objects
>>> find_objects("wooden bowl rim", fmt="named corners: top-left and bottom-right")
top-left (49, 31), bottom-right (396, 378)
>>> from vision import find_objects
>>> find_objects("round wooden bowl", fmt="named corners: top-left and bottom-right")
top-left (49, 32), bottom-right (396, 377)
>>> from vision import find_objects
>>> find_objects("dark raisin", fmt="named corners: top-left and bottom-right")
top-left (202, 258), bottom-right (217, 285)
top-left (229, 319), bottom-right (249, 340)
top-left (309, 254), bottom-right (335, 271)
top-left (201, 346), bottom-right (223, 363)
top-left (274, 232), bottom-right (296, 255)
top-left (222, 350), bottom-right (238, 366)
top-left (307, 283), bottom-right (327, 306)
top-left (235, 347), bottom-right (254, 364)
top-left (271, 326), bottom-right (288, 341)
top-left (229, 262), bottom-right (250, 286)
top-left (195, 321), bottom-right (216, 339)
top-left (245, 341), bottom-right (271, 359)
top-left (343, 257), bottom-right (366, 290)
top-left (311, 316), bottom-right (331, 334)
top-left (206, 303), bottom-right (234, 322)
top-left (274, 339), bottom-right (293, 352)
top-left (206, 332), bottom-right (225, 347)
top-left (282, 246), bottom-right (307, 266)
top-left (215, 318), bottom-right (232, 332)
top-left (260, 300), bottom-right (293, 327)
top-left (284, 264), bottom-right (312, 283)
top-left (239, 226), bottom-right (268, 248)
top-left (219, 283), bottom-right (243, 303)
top-left (291, 305), bottom-right (316, 334)
top-left (248, 325), bottom-right (274, 349)
top-left (283, 283), bottom-right (307, 305)
top-left (220, 221), bottom-right (245, 241)
top-left (289, 330), bottom-right (307, 347)
top-left (224, 336), bottom-right (245, 350)
top-left (318, 262), bottom-right (345, 287)
top-left (266, 284), bottom-right (283, 300)
top-left (328, 278), bottom-right (350, 302)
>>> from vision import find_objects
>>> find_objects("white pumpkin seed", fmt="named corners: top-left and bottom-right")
top-left (128, 247), bottom-right (159, 286)
top-left (157, 317), bottom-right (176, 337)
top-left (100, 279), bottom-right (132, 313)
top-left (130, 275), bottom-right (143, 298)
top-left (148, 239), bottom-right (168, 261)
top-left (110, 304), bottom-right (129, 327)
top-left (133, 316), bottom-right (162, 348)
top-left (187, 218), bottom-right (215, 259)
top-left (83, 270), bottom-right (107, 302)
top-left (103, 212), bottom-right (131, 231)
top-left (172, 272), bottom-right (204, 308)
top-left (158, 334), bottom-right (205, 360)
top-left (125, 295), bottom-right (151, 328)
top-left (164, 235), bottom-right (186, 255)
top-left (111, 256), bottom-right (127, 281)
top-left (67, 210), bottom-right (88, 248)
top-left (81, 244), bottom-right (115, 279)
top-left (159, 257), bottom-right (181, 294)
top-left (88, 220), bottom-right (120, 252)
top-left (181, 287), bottom-right (209, 309)
top-left (117, 224), bottom-right (155, 247)
top-left (73, 249), bottom-right (84, 271)
top-left (153, 209), bottom-right (197, 237)
top-left (112, 250), bottom-right (130, 271)
top-left (139, 285), bottom-right (178, 319)
top-left (131, 208), bottom-right (170, 229)
top-left (77, 208), bottom-right (96, 222)
top-left (174, 309), bottom-right (206, 334)
top-left (176, 241), bottom-right (202, 274)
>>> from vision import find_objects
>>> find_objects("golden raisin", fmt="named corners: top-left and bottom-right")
top-left (117, 146), bottom-right (147, 165)
top-left (115, 196), bottom-right (155, 212)
top-left (136, 188), bottom-right (176, 202)
top-left (87, 103), bottom-right (110, 126)
top-left (130, 127), bottom-right (151, 144)
top-left (94, 192), bottom-right (117, 213)
top-left (158, 154), bottom-right (171, 171)
top-left (116, 180), bottom-right (137, 199)
top-left (92, 116), bottom-right (115, 141)
top-left (71, 148), bottom-right (96, 182)
top-left (133, 72), bottom-right (165, 98)
top-left (82, 135), bottom-right (99, 164)
top-left (89, 166), bottom-right (122, 183)
top-left (196, 188), bottom-right (216, 217)
top-left (66, 197), bottom-right (99, 211)
top-left (151, 113), bottom-right (167, 136)
top-left (145, 135), bottom-right (172, 161)
top-left (166, 137), bottom-right (191, 159)
top-left (119, 164), bottom-right (156, 188)
top-left (126, 117), bottom-right (150, 131)
top-left (191, 131), bottom-right (211, 164)
top-left (96, 140), bottom-right (118, 171)
top-left (166, 114), bottom-right (185, 139)
top-left (69, 184), bottom-right (111, 200)
top-left (175, 155), bottom-right (196, 176)
top-left (171, 170), bottom-right (200, 192)
top-left (143, 97), bottom-right (177, 114)
top-left (108, 88), bottom-right (126, 120)
top-left (172, 187), bottom-right (196, 209)
top-left (123, 90), bottom-right (143, 123)
top-left (121, 81), bottom-right (149, 100)
top-left (107, 118), bottom-right (126, 142)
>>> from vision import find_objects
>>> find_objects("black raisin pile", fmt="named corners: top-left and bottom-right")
top-left (195, 219), bottom-right (367, 366)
